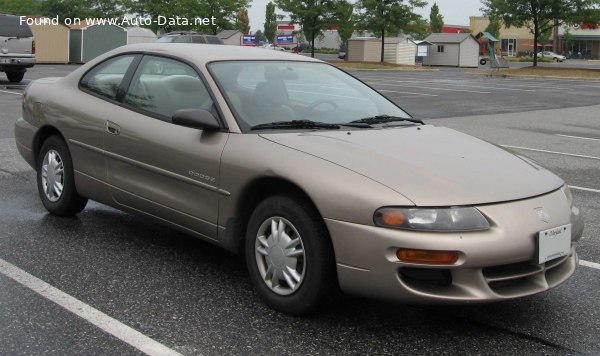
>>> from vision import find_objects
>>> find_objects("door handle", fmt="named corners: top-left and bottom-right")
top-left (105, 121), bottom-right (121, 135)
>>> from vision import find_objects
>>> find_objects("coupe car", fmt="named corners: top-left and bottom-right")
top-left (15, 43), bottom-right (583, 315)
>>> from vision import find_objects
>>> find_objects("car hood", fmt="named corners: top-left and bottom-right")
top-left (259, 125), bottom-right (564, 206)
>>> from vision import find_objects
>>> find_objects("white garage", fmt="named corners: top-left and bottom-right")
top-left (423, 33), bottom-right (479, 68)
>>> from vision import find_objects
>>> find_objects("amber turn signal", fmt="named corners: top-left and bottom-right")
top-left (380, 210), bottom-right (405, 226)
top-left (397, 248), bottom-right (459, 265)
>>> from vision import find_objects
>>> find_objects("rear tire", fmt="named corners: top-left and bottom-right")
top-left (37, 135), bottom-right (87, 216)
top-left (6, 71), bottom-right (25, 83)
top-left (245, 195), bottom-right (337, 315)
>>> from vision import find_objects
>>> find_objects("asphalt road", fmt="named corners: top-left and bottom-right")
top-left (1, 65), bottom-right (599, 355)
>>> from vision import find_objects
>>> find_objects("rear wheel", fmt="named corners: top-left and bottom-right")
top-left (245, 195), bottom-right (337, 315)
top-left (37, 135), bottom-right (87, 216)
top-left (6, 71), bottom-right (25, 83)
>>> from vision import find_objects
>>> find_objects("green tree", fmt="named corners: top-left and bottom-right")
top-left (429, 2), bottom-right (444, 33)
top-left (357, 0), bottom-right (427, 62)
top-left (264, 1), bottom-right (277, 43)
top-left (482, 0), bottom-right (600, 66)
top-left (0, 0), bottom-right (42, 15)
top-left (331, 0), bottom-right (354, 50)
top-left (254, 29), bottom-right (266, 42)
top-left (484, 16), bottom-right (501, 38)
top-left (276, 0), bottom-right (333, 57)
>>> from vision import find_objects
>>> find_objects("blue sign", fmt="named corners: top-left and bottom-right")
top-left (242, 35), bottom-right (257, 46)
top-left (276, 35), bottom-right (294, 45)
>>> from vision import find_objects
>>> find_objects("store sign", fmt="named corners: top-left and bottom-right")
top-left (242, 35), bottom-right (257, 46)
top-left (276, 35), bottom-right (294, 45)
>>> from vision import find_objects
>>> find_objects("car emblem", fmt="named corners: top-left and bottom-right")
top-left (535, 208), bottom-right (550, 223)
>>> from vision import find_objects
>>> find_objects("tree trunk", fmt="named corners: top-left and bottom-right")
top-left (532, 4), bottom-right (539, 67)
top-left (380, 28), bottom-right (385, 63)
top-left (311, 30), bottom-right (315, 58)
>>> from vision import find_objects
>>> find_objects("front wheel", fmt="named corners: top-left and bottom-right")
top-left (245, 195), bottom-right (337, 315)
top-left (37, 135), bottom-right (88, 216)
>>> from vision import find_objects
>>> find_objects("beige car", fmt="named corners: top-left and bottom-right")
top-left (15, 44), bottom-right (584, 315)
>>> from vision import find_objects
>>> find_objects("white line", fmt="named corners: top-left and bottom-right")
top-left (0, 89), bottom-right (22, 96)
top-left (501, 145), bottom-right (600, 160)
top-left (377, 89), bottom-right (438, 97)
top-left (569, 185), bottom-right (600, 193)
top-left (368, 82), bottom-right (491, 94)
top-left (580, 259), bottom-right (600, 270)
top-left (556, 134), bottom-right (600, 142)
top-left (0, 258), bottom-right (182, 356)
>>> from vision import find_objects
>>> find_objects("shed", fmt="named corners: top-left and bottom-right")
top-left (24, 16), bottom-right (70, 63)
top-left (217, 30), bottom-right (243, 46)
top-left (423, 33), bottom-right (479, 67)
top-left (126, 26), bottom-right (157, 44)
top-left (384, 42), bottom-right (417, 65)
top-left (347, 38), bottom-right (381, 62)
top-left (69, 23), bottom-right (127, 63)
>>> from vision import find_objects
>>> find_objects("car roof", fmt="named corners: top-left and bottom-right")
top-left (109, 43), bottom-right (322, 65)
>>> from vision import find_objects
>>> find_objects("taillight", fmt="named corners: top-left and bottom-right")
top-left (32, 40), bottom-right (36, 55)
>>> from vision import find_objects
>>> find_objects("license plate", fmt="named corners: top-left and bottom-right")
top-left (0, 58), bottom-right (10, 64)
top-left (537, 224), bottom-right (571, 264)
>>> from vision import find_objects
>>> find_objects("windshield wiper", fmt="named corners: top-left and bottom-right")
top-left (349, 115), bottom-right (424, 125)
top-left (251, 120), bottom-right (340, 131)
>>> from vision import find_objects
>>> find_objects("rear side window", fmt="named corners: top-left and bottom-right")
top-left (80, 55), bottom-right (136, 101)
top-left (191, 36), bottom-right (206, 44)
top-left (0, 15), bottom-right (33, 37)
top-left (124, 56), bottom-right (214, 119)
top-left (173, 35), bottom-right (191, 43)
top-left (206, 36), bottom-right (223, 44)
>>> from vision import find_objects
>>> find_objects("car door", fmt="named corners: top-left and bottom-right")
top-left (104, 55), bottom-right (228, 240)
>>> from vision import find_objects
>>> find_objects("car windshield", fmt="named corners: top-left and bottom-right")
top-left (156, 36), bottom-right (177, 43)
top-left (208, 61), bottom-right (410, 131)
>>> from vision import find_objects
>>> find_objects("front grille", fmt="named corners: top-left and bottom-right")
top-left (482, 254), bottom-right (572, 297)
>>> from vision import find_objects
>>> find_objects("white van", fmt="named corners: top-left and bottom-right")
top-left (0, 14), bottom-right (36, 82)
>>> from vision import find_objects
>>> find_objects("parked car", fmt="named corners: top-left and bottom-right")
top-left (156, 31), bottom-right (223, 45)
top-left (537, 51), bottom-right (566, 62)
top-left (15, 43), bottom-right (583, 315)
top-left (0, 14), bottom-right (36, 82)
top-left (261, 43), bottom-right (286, 51)
top-left (338, 43), bottom-right (346, 59)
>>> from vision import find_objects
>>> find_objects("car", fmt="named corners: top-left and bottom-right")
top-left (338, 43), bottom-right (346, 60)
top-left (0, 14), bottom-right (36, 82)
top-left (156, 31), bottom-right (224, 45)
top-left (537, 51), bottom-right (566, 62)
top-left (15, 43), bottom-right (583, 315)
top-left (260, 43), bottom-right (286, 51)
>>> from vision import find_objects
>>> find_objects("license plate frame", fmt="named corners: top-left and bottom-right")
top-left (537, 224), bottom-right (571, 264)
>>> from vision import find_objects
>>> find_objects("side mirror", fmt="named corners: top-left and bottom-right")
top-left (172, 109), bottom-right (221, 130)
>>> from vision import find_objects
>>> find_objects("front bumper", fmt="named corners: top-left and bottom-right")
top-left (326, 188), bottom-right (582, 303)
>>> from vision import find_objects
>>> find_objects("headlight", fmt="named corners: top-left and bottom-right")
top-left (374, 207), bottom-right (490, 232)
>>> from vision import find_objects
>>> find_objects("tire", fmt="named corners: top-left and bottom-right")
top-left (37, 135), bottom-right (87, 216)
top-left (6, 71), bottom-right (25, 83)
top-left (245, 195), bottom-right (337, 315)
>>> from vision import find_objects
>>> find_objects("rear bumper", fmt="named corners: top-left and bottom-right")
top-left (326, 188), bottom-right (582, 303)
top-left (0, 57), bottom-right (36, 70)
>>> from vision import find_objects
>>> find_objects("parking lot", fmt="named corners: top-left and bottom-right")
top-left (1, 65), bottom-right (599, 355)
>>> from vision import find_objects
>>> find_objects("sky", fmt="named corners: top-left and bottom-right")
top-left (247, 0), bottom-right (484, 33)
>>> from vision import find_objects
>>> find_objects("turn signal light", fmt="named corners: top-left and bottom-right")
top-left (380, 210), bottom-right (405, 226)
top-left (397, 248), bottom-right (459, 265)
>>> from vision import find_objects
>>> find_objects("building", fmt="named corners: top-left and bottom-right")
top-left (217, 30), bottom-right (243, 46)
top-left (126, 26), bottom-right (157, 44)
top-left (24, 16), bottom-right (70, 63)
top-left (470, 16), bottom-right (600, 58)
top-left (69, 23), bottom-right (127, 63)
top-left (423, 33), bottom-right (479, 67)
top-left (441, 25), bottom-right (470, 34)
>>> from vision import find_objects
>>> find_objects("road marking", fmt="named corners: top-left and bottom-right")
top-left (580, 259), bottom-right (600, 270)
top-left (0, 89), bottom-right (22, 96)
top-left (569, 185), bottom-right (600, 193)
top-left (501, 145), bottom-right (600, 160)
top-left (377, 89), bottom-right (438, 97)
top-left (367, 81), bottom-right (491, 94)
top-left (0, 258), bottom-right (182, 356)
top-left (556, 134), bottom-right (600, 142)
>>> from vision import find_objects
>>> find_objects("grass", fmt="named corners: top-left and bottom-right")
top-left (491, 66), bottom-right (600, 79)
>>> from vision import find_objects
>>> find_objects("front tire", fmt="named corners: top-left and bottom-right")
top-left (37, 135), bottom-right (87, 216)
top-left (245, 195), bottom-right (337, 315)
